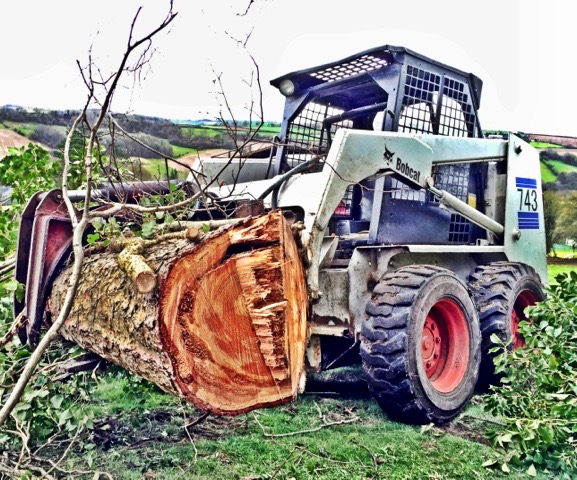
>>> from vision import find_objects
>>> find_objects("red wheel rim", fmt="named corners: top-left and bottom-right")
top-left (421, 298), bottom-right (470, 393)
top-left (511, 290), bottom-right (538, 349)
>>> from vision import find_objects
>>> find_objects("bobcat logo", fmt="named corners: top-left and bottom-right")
top-left (383, 145), bottom-right (395, 165)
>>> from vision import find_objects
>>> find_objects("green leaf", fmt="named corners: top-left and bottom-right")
top-left (2, 279), bottom-right (19, 292)
top-left (141, 219), bottom-right (156, 238)
top-left (526, 464), bottom-right (537, 477)
top-left (549, 355), bottom-right (560, 370)
top-left (501, 462), bottom-right (510, 473)
top-left (482, 459), bottom-right (498, 468)
top-left (57, 408), bottom-right (72, 426)
top-left (538, 425), bottom-right (555, 444)
top-left (50, 394), bottom-right (64, 409)
top-left (86, 233), bottom-right (100, 245)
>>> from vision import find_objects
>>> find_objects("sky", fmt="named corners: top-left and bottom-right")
top-left (0, 0), bottom-right (575, 136)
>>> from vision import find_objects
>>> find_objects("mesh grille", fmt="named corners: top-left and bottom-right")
top-left (390, 178), bottom-right (426, 202)
top-left (286, 102), bottom-right (353, 166)
top-left (399, 66), bottom-right (441, 134)
top-left (310, 54), bottom-right (389, 82)
top-left (439, 78), bottom-right (474, 137)
top-left (430, 164), bottom-right (470, 203)
top-left (448, 213), bottom-right (470, 243)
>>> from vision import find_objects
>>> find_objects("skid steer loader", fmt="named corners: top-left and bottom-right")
top-left (15, 45), bottom-right (547, 424)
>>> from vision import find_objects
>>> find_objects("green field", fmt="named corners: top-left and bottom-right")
top-left (530, 141), bottom-right (562, 149)
top-left (2, 121), bottom-right (37, 136)
top-left (180, 126), bottom-right (225, 139)
top-left (545, 158), bottom-right (577, 174)
top-left (172, 145), bottom-right (197, 157)
top-left (258, 124), bottom-right (281, 136)
top-left (540, 161), bottom-right (557, 183)
top-left (547, 244), bottom-right (577, 283)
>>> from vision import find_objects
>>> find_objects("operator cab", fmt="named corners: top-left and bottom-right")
top-left (270, 44), bottom-right (487, 248)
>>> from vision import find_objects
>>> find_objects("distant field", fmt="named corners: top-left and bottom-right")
top-left (258, 124), bottom-right (281, 136)
top-left (172, 145), bottom-right (197, 157)
top-left (180, 126), bottom-right (225, 139)
top-left (2, 121), bottom-right (36, 137)
top-left (531, 141), bottom-right (562, 149)
top-left (540, 161), bottom-right (557, 183)
top-left (551, 243), bottom-right (576, 258)
top-left (141, 158), bottom-right (188, 180)
top-left (546, 159), bottom-right (577, 174)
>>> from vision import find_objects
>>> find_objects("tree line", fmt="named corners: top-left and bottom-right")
top-left (0, 106), bottom-right (265, 157)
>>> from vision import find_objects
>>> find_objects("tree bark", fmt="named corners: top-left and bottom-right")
top-left (47, 211), bottom-right (308, 415)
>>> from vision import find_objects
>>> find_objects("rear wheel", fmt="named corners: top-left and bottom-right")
top-left (360, 265), bottom-right (481, 425)
top-left (469, 262), bottom-right (545, 389)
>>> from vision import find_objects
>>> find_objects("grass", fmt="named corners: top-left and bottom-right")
top-left (548, 263), bottom-right (576, 284)
top-left (57, 372), bottom-right (550, 479)
top-left (547, 244), bottom-right (577, 284)
top-left (540, 161), bottom-right (557, 183)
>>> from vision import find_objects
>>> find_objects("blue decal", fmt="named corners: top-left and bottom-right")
top-left (518, 211), bottom-right (539, 230)
top-left (516, 177), bottom-right (537, 189)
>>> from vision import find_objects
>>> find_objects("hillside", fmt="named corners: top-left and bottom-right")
top-left (0, 128), bottom-right (36, 157)
top-left (529, 133), bottom-right (577, 148)
top-left (3, 105), bottom-right (577, 191)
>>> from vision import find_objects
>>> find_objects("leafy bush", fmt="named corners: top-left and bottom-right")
top-left (0, 144), bottom-right (95, 451)
top-left (0, 144), bottom-right (58, 259)
top-left (485, 272), bottom-right (577, 476)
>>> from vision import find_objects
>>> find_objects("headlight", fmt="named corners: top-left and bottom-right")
top-left (279, 79), bottom-right (295, 97)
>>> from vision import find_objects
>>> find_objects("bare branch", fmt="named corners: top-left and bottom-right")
top-left (0, 1), bottom-right (178, 428)
top-left (237, 0), bottom-right (255, 16)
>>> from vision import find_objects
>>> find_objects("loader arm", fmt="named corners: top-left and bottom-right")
top-left (266, 129), bottom-right (540, 297)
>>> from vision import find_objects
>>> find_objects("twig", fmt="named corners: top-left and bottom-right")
top-left (0, 255), bottom-right (15, 276)
top-left (268, 439), bottom-right (352, 466)
top-left (0, 312), bottom-right (25, 350)
top-left (313, 401), bottom-right (323, 420)
top-left (44, 425), bottom-right (83, 477)
top-left (461, 413), bottom-right (507, 427)
top-left (252, 412), bottom-right (359, 438)
top-left (357, 443), bottom-right (378, 469)
top-left (182, 411), bottom-right (201, 464)
top-left (184, 411), bottom-right (210, 429)
top-left (270, 446), bottom-right (300, 480)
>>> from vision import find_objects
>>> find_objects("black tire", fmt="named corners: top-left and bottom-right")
top-left (360, 265), bottom-right (481, 425)
top-left (469, 262), bottom-right (545, 390)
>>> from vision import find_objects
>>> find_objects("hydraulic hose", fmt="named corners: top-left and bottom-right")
top-left (257, 156), bottom-right (322, 208)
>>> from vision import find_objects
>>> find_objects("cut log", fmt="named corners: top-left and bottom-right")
top-left (47, 211), bottom-right (308, 415)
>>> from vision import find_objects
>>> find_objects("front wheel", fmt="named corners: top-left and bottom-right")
top-left (360, 265), bottom-right (481, 425)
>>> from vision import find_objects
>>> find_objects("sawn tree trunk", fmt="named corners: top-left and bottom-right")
top-left (47, 211), bottom-right (308, 415)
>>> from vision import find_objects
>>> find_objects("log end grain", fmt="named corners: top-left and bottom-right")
top-left (159, 211), bottom-right (308, 415)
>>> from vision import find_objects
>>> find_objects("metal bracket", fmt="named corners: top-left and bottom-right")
top-left (14, 190), bottom-right (78, 348)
